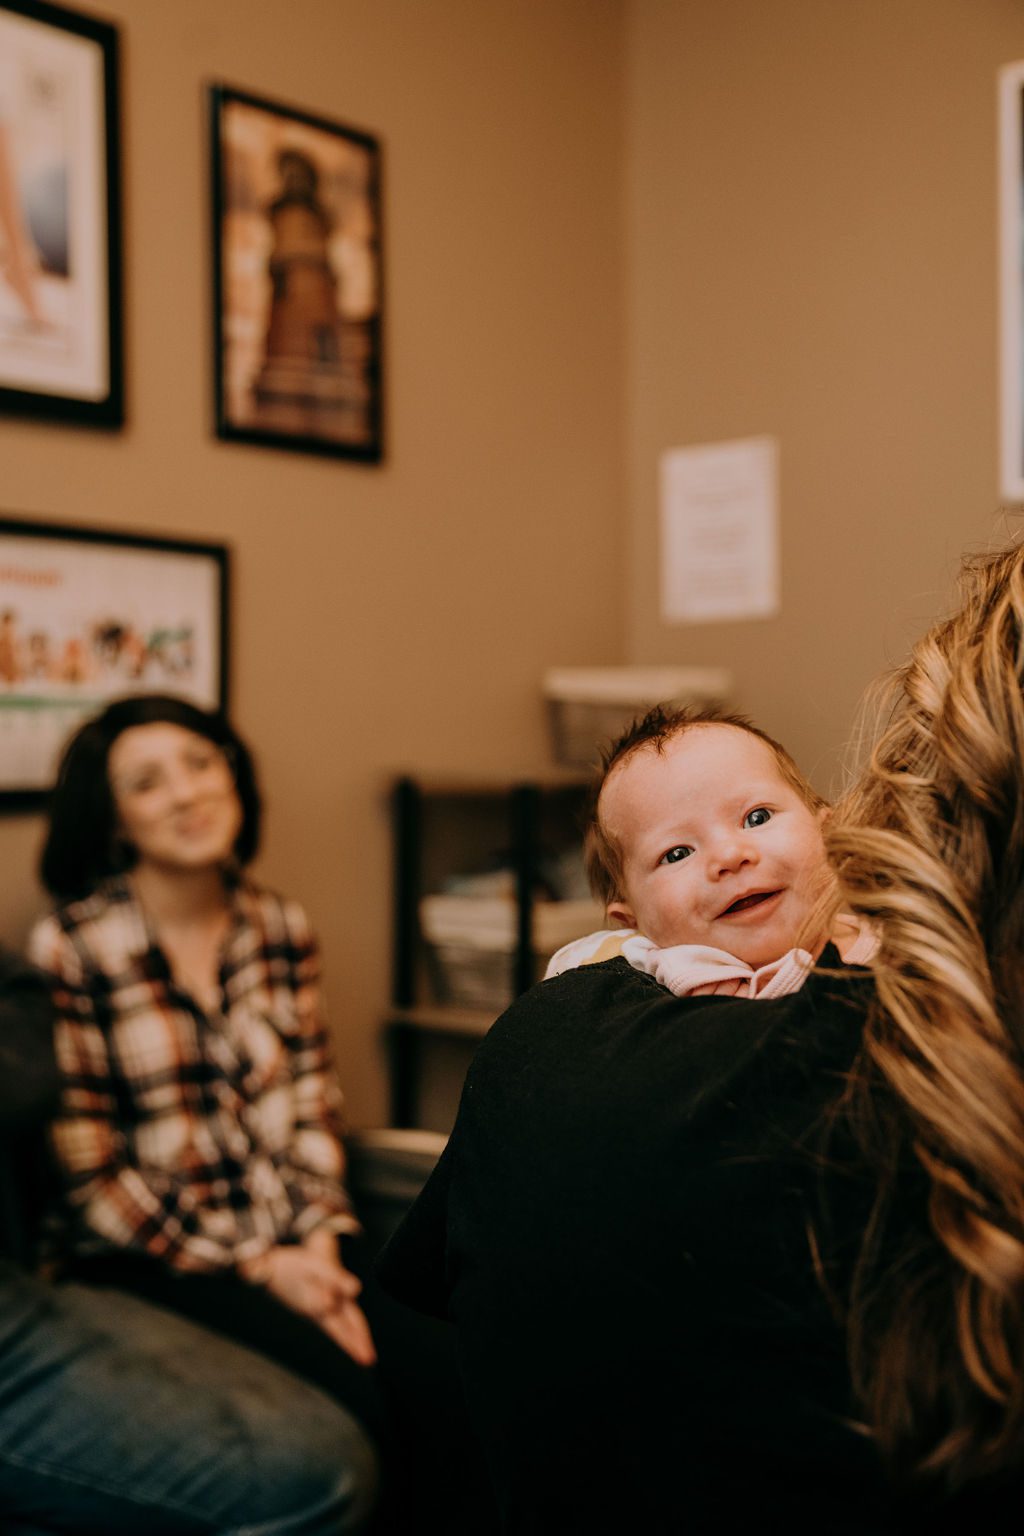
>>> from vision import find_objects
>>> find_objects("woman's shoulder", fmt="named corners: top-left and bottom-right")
top-left (516, 950), bottom-right (873, 1028)
top-left (475, 953), bottom-right (874, 1104)
top-left (28, 879), bottom-right (135, 975)
top-left (34, 882), bottom-right (119, 928)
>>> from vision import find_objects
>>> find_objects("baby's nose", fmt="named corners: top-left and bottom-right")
top-left (709, 834), bottom-right (757, 877)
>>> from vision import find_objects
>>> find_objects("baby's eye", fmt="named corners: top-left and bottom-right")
top-left (744, 807), bottom-right (772, 828)
top-left (659, 845), bottom-right (692, 865)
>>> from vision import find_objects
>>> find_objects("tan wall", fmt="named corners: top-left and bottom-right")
top-left (0, 0), bottom-right (626, 1125)
top-left (8, 0), bottom-right (1023, 1126)
top-left (624, 0), bottom-right (1024, 792)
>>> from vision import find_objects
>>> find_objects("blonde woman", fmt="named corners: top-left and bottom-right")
top-left (379, 544), bottom-right (1024, 1533)
top-left (823, 542), bottom-right (1024, 1494)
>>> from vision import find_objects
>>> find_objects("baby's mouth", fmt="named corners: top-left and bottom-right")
top-left (720, 889), bottom-right (782, 917)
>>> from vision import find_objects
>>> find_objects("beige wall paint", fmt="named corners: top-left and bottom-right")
top-left (0, 0), bottom-right (626, 1124)
top-left (624, 0), bottom-right (1024, 793)
top-left (8, 0), bottom-right (1024, 1126)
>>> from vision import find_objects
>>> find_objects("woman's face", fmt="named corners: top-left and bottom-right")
top-left (108, 722), bottom-right (243, 876)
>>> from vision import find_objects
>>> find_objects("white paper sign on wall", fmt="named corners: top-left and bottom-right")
top-left (660, 436), bottom-right (780, 624)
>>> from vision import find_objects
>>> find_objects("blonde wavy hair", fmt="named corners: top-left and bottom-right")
top-left (825, 543), bottom-right (1024, 1487)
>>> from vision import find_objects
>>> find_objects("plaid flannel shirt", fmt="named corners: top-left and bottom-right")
top-left (29, 876), bottom-right (358, 1273)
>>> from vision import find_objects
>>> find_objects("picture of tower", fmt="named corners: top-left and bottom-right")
top-left (215, 90), bottom-right (382, 459)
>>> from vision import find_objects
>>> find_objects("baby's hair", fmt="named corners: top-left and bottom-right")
top-left (583, 703), bottom-right (827, 908)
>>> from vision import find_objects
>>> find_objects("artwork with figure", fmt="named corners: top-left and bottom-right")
top-left (0, 0), bottom-right (121, 425)
top-left (0, 521), bottom-right (226, 798)
top-left (213, 86), bottom-right (383, 461)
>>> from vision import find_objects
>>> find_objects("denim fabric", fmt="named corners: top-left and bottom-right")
top-left (0, 1264), bottom-right (376, 1534)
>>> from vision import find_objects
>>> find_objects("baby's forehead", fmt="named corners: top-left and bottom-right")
top-left (601, 724), bottom-right (776, 826)
top-left (610, 723), bottom-right (781, 789)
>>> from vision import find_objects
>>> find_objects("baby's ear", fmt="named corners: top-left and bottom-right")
top-left (606, 899), bottom-right (636, 929)
top-left (816, 803), bottom-right (832, 827)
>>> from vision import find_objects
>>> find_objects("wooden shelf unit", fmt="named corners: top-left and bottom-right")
top-left (385, 770), bottom-right (592, 1127)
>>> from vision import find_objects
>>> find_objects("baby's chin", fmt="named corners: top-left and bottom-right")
top-left (714, 923), bottom-right (816, 971)
top-left (657, 935), bottom-right (797, 966)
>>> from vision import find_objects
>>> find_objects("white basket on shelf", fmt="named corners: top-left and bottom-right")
top-left (420, 894), bottom-right (605, 1012)
top-left (543, 665), bottom-right (733, 768)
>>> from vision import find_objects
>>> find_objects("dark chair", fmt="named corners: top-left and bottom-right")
top-left (0, 1123), bottom-right (52, 1269)
top-left (0, 1132), bottom-right (61, 1532)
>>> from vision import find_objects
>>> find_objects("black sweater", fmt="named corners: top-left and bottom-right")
top-left (377, 955), bottom-right (1015, 1534)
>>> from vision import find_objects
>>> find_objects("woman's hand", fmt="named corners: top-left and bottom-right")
top-left (240, 1241), bottom-right (377, 1366)
top-left (303, 1226), bottom-right (343, 1263)
top-left (302, 1229), bottom-right (378, 1366)
top-left (831, 912), bottom-right (878, 964)
top-left (690, 977), bottom-right (748, 996)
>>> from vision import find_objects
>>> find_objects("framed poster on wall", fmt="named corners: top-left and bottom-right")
top-left (1000, 60), bottom-right (1024, 502)
top-left (0, 517), bottom-right (229, 804)
top-left (210, 83), bottom-right (384, 462)
top-left (0, 0), bottom-right (123, 427)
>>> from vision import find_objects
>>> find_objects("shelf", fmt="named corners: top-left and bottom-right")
top-left (384, 766), bottom-right (591, 797)
top-left (386, 771), bottom-right (594, 1128)
top-left (385, 1004), bottom-right (496, 1040)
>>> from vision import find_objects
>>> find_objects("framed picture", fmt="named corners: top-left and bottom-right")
top-left (0, 0), bottom-right (123, 427)
top-left (0, 516), bottom-right (229, 804)
top-left (210, 83), bottom-right (384, 462)
top-left (1000, 61), bottom-right (1024, 502)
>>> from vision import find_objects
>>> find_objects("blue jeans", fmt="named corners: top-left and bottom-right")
top-left (0, 1264), bottom-right (377, 1534)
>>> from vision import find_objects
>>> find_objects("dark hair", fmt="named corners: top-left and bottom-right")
top-left (583, 704), bottom-right (827, 908)
top-left (40, 694), bottom-right (262, 901)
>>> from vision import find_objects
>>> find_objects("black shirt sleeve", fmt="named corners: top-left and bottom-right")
top-left (375, 1134), bottom-right (456, 1318)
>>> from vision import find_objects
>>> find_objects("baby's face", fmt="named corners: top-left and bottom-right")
top-left (600, 724), bottom-right (829, 968)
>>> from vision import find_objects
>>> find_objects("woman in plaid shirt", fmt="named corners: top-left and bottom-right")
top-left (29, 694), bottom-right (384, 1471)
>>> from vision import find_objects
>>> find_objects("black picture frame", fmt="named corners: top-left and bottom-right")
top-left (0, 515), bottom-right (229, 807)
top-left (0, 0), bottom-right (123, 428)
top-left (210, 83), bottom-right (384, 463)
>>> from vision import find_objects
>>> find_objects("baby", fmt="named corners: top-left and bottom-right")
top-left (547, 706), bottom-right (873, 999)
